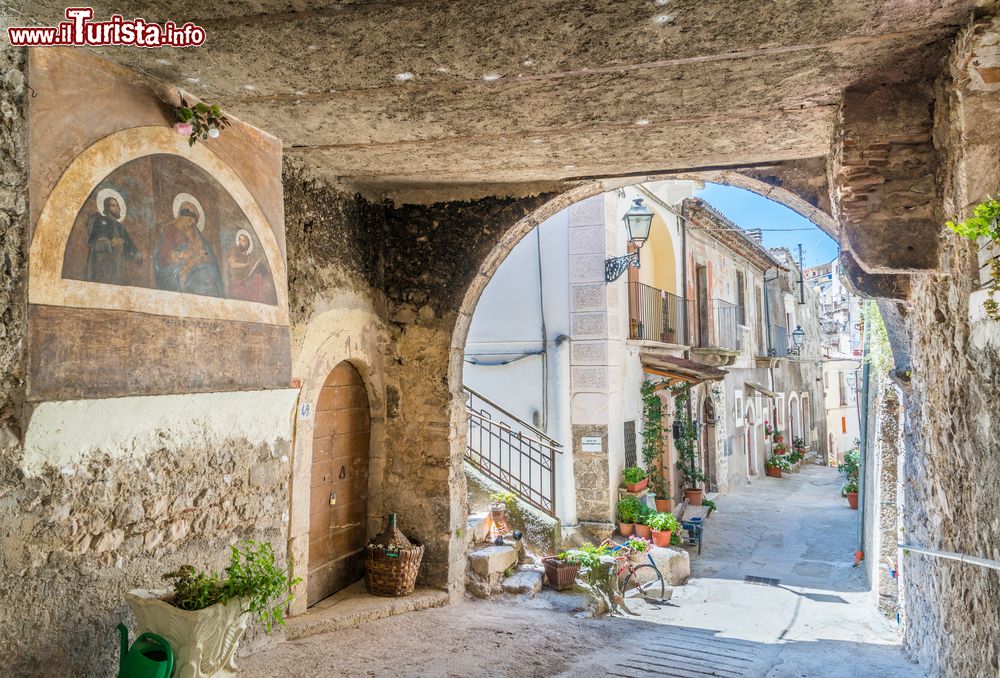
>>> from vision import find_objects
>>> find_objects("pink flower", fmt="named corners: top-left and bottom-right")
top-left (174, 122), bottom-right (193, 136)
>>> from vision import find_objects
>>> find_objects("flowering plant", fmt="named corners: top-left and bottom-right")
top-left (624, 536), bottom-right (651, 553)
top-left (174, 96), bottom-right (231, 146)
top-left (764, 420), bottom-right (774, 437)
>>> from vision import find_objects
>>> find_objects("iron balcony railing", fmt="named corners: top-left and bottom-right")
top-left (694, 298), bottom-right (741, 351)
top-left (464, 386), bottom-right (562, 517)
top-left (627, 282), bottom-right (692, 345)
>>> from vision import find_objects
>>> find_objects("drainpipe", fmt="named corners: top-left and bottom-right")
top-left (856, 321), bottom-right (872, 562)
top-left (536, 227), bottom-right (548, 431)
top-left (681, 205), bottom-right (689, 346)
top-left (897, 544), bottom-right (1000, 572)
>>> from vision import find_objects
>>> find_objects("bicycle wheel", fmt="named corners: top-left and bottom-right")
top-left (622, 563), bottom-right (665, 600)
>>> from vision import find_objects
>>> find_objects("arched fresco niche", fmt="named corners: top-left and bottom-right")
top-left (61, 153), bottom-right (277, 306)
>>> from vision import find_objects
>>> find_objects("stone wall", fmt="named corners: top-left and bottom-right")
top-left (896, 13), bottom-right (1000, 676)
top-left (0, 40), bottom-right (27, 445)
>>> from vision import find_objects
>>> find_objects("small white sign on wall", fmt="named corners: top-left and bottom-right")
top-left (299, 402), bottom-right (313, 420)
top-left (580, 436), bottom-right (603, 452)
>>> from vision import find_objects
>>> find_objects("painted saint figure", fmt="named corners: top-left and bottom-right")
top-left (153, 198), bottom-right (224, 297)
top-left (225, 229), bottom-right (269, 303)
top-left (85, 194), bottom-right (141, 284)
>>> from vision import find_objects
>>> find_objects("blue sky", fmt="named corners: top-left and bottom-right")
top-left (695, 183), bottom-right (838, 269)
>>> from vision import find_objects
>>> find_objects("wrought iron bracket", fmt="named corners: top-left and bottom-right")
top-left (786, 346), bottom-right (802, 357)
top-left (605, 250), bottom-right (640, 282)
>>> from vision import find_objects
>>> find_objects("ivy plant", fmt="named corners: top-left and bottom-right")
top-left (640, 380), bottom-right (669, 499)
top-left (946, 197), bottom-right (1000, 319)
top-left (672, 384), bottom-right (708, 490)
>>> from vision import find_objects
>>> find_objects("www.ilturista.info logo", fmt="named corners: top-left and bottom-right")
top-left (7, 7), bottom-right (206, 47)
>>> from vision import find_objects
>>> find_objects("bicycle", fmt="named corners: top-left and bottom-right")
top-left (599, 538), bottom-right (666, 601)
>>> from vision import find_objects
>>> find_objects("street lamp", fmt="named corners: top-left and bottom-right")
top-left (605, 197), bottom-right (654, 282)
top-left (788, 325), bottom-right (806, 356)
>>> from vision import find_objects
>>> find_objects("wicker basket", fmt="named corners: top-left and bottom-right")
top-left (542, 557), bottom-right (580, 591)
top-left (365, 514), bottom-right (424, 597)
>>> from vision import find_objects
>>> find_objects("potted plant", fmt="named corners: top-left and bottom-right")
top-left (774, 442), bottom-right (788, 455)
top-left (488, 490), bottom-right (516, 534)
top-left (765, 455), bottom-right (789, 478)
top-left (616, 495), bottom-right (641, 537)
top-left (672, 384), bottom-right (708, 506)
top-left (640, 380), bottom-right (672, 511)
top-left (946, 197), bottom-right (1000, 318)
top-left (842, 479), bottom-right (859, 509)
top-left (125, 540), bottom-right (299, 678)
top-left (622, 466), bottom-right (649, 493)
top-left (772, 429), bottom-right (784, 444)
top-left (701, 498), bottom-right (717, 515)
top-left (647, 512), bottom-right (679, 548)
top-left (792, 436), bottom-right (807, 453)
top-left (635, 508), bottom-right (653, 539)
top-left (764, 419), bottom-right (774, 437)
top-left (544, 542), bottom-right (609, 591)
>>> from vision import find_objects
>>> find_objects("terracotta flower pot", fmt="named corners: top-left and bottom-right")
top-left (683, 488), bottom-right (703, 506)
top-left (654, 497), bottom-right (673, 512)
top-left (489, 503), bottom-right (508, 533)
top-left (619, 522), bottom-right (635, 537)
top-left (542, 557), bottom-right (580, 591)
top-left (765, 467), bottom-right (782, 478)
top-left (651, 529), bottom-right (672, 547)
top-left (774, 435), bottom-right (784, 444)
top-left (625, 477), bottom-right (649, 493)
top-left (635, 523), bottom-right (652, 539)
top-left (847, 492), bottom-right (859, 510)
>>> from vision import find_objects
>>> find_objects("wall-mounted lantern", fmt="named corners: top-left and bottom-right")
top-left (605, 197), bottom-right (653, 282)
top-left (788, 325), bottom-right (806, 356)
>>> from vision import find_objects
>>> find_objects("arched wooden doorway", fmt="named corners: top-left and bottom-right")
top-left (308, 361), bottom-right (371, 606)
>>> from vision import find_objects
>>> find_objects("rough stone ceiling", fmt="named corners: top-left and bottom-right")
top-left (11, 0), bottom-right (980, 200)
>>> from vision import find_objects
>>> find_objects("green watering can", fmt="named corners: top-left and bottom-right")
top-left (117, 623), bottom-right (174, 678)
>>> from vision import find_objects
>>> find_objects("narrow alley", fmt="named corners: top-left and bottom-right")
top-left (242, 466), bottom-right (917, 678)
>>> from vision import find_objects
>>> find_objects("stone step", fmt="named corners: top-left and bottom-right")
top-left (466, 512), bottom-right (492, 545)
top-left (502, 568), bottom-right (543, 596)
top-left (468, 544), bottom-right (518, 577)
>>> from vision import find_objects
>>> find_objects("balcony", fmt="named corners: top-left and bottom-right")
top-left (690, 298), bottom-right (741, 366)
top-left (755, 324), bottom-right (789, 367)
top-left (628, 282), bottom-right (691, 346)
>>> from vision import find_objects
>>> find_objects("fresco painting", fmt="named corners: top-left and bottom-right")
top-left (62, 153), bottom-right (278, 306)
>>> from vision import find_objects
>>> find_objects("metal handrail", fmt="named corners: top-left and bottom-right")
top-left (627, 282), bottom-right (691, 345)
top-left (464, 386), bottom-right (562, 517)
top-left (463, 386), bottom-right (562, 448)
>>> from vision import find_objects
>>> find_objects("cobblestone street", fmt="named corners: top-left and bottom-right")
top-left (243, 465), bottom-right (920, 677)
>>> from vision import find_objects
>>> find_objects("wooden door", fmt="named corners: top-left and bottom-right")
top-left (308, 361), bottom-right (370, 606)
top-left (696, 265), bottom-right (709, 346)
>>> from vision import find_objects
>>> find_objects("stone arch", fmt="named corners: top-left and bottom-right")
top-left (788, 391), bottom-right (801, 441)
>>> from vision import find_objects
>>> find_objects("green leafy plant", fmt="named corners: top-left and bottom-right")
top-left (838, 450), bottom-right (860, 481)
top-left (672, 384), bottom-right (708, 490)
top-left (174, 96), bottom-right (232, 146)
top-left (946, 197), bottom-right (1000, 319)
top-left (557, 542), bottom-right (610, 569)
top-left (616, 495), bottom-right (641, 523)
top-left (640, 380), bottom-right (669, 499)
top-left (841, 478), bottom-right (859, 497)
top-left (163, 540), bottom-right (301, 633)
top-left (621, 466), bottom-right (648, 485)
top-left (701, 498), bottom-right (717, 512)
top-left (646, 512), bottom-right (679, 533)
top-left (489, 490), bottom-right (517, 512)
top-left (670, 530), bottom-right (683, 546)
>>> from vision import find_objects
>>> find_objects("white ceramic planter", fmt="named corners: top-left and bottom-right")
top-left (125, 589), bottom-right (249, 678)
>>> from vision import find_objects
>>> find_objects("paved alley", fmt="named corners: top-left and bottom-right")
top-left (242, 464), bottom-right (920, 678)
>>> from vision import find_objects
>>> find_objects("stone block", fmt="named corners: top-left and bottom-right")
top-left (466, 512), bottom-right (491, 544)
top-left (570, 283), bottom-right (606, 312)
top-left (570, 340), bottom-right (608, 366)
top-left (502, 569), bottom-right (543, 596)
top-left (468, 545), bottom-right (517, 577)
top-left (569, 254), bottom-right (605, 283)
top-left (570, 312), bottom-right (608, 339)
top-left (572, 366), bottom-right (609, 392)
top-left (569, 225), bottom-right (607, 255)
top-left (568, 196), bottom-right (604, 226)
top-left (649, 546), bottom-right (690, 585)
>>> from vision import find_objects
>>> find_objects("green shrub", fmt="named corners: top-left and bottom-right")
top-left (616, 495), bottom-right (641, 523)
top-left (557, 542), bottom-right (610, 569)
top-left (622, 466), bottom-right (648, 484)
top-left (646, 512), bottom-right (679, 532)
top-left (163, 540), bottom-right (301, 633)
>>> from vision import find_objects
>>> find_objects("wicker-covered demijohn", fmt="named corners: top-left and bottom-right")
top-left (365, 513), bottom-right (424, 597)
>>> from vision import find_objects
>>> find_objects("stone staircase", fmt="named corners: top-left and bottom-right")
top-left (465, 510), bottom-right (544, 598)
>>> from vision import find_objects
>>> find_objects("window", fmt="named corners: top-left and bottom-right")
top-left (624, 420), bottom-right (637, 468)
top-left (838, 371), bottom-right (847, 406)
top-left (736, 271), bottom-right (747, 325)
top-left (841, 416), bottom-right (847, 434)
top-left (755, 286), bottom-right (764, 351)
